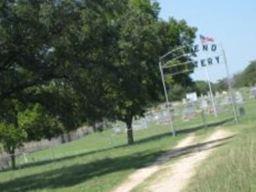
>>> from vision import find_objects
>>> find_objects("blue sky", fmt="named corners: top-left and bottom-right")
top-left (157, 0), bottom-right (256, 82)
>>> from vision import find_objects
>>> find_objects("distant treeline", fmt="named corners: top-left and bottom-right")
top-left (187, 60), bottom-right (256, 97)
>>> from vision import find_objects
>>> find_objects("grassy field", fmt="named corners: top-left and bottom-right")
top-left (0, 121), bottom-right (210, 192)
top-left (0, 95), bottom-right (252, 192)
top-left (184, 99), bottom-right (256, 192)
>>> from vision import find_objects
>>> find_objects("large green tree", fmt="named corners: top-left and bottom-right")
top-left (0, 0), bottom-right (85, 167)
top-left (0, 0), bottom-right (197, 152)
top-left (106, 2), bottom-right (196, 144)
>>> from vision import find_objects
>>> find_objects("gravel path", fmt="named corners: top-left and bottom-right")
top-left (147, 130), bottom-right (232, 192)
top-left (112, 134), bottom-right (196, 192)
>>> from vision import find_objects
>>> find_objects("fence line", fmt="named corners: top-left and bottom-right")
top-left (0, 126), bottom-right (93, 170)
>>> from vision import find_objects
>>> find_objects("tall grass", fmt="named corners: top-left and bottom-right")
top-left (185, 97), bottom-right (256, 192)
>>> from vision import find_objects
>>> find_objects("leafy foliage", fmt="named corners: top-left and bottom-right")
top-left (0, 122), bottom-right (27, 169)
top-left (0, 0), bottom-right (197, 154)
top-left (234, 60), bottom-right (256, 87)
top-left (18, 103), bottom-right (64, 141)
top-left (0, 123), bottom-right (27, 152)
top-left (194, 81), bottom-right (208, 95)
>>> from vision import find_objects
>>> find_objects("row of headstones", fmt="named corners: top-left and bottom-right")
top-left (112, 88), bottom-right (256, 134)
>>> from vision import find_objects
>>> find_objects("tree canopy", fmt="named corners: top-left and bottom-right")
top-left (0, 0), bottom-right (197, 168)
top-left (234, 60), bottom-right (256, 88)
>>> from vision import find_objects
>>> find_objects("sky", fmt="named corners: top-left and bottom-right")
top-left (157, 0), bottom-right (256, 82)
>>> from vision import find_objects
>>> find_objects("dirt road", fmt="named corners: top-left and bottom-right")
top-left (112, 129), bottom-right (232, 192)
top-left (112, 134), bottom-right (196, 192)
top-left (147, 130), bottom-right (232, 192)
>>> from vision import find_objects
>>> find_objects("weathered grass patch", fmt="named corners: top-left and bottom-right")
top-left (185, 99), bottom-right (256, 192)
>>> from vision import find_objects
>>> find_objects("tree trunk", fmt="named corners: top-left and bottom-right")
top-left (10, 148), bottom-right (16, 170)
top-left (61, 134), bottom-right (66, 143)
top-left (92, 122), bottom-right (97, 132)
top-left (126, 116), bottom-right (134, 145)
top-left (67, 132), bottom-right (72, 142)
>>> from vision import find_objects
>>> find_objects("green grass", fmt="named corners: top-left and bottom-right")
top-left (133, 97), bottom-right (256, 192)
top-left (0, 122), bottom-right (188, 192)
top-left (0, 99), bottom-right (242, 192)
top-left (184, 99), bottom-right (256, 192)
top-left (131, 116), bottom-right (233, 192)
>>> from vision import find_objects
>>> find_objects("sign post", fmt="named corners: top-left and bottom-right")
top-left (159, 59), bottom-right (176, 136)
top-left (220, 44), bottom-right (239, 124)
top-left (205, 64), bottom-right (218, 117)
top-left (158, 35), bottom-right (239, 137)
top-left (199, 35), bottom-right (218, 117)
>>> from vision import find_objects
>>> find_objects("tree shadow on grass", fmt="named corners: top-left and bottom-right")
top-left (0, 135), bottom-right (233, 192)
top-left (134, 117), bottom-right (234, 145)
top-left (155, 135), bottom-right (234, 164)
top-left (0, 151), bottom-right (162, 192)
top-left (176, 117), bottom-right (234, 135)
top-left (1, 117), bottom-right (233, 172)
